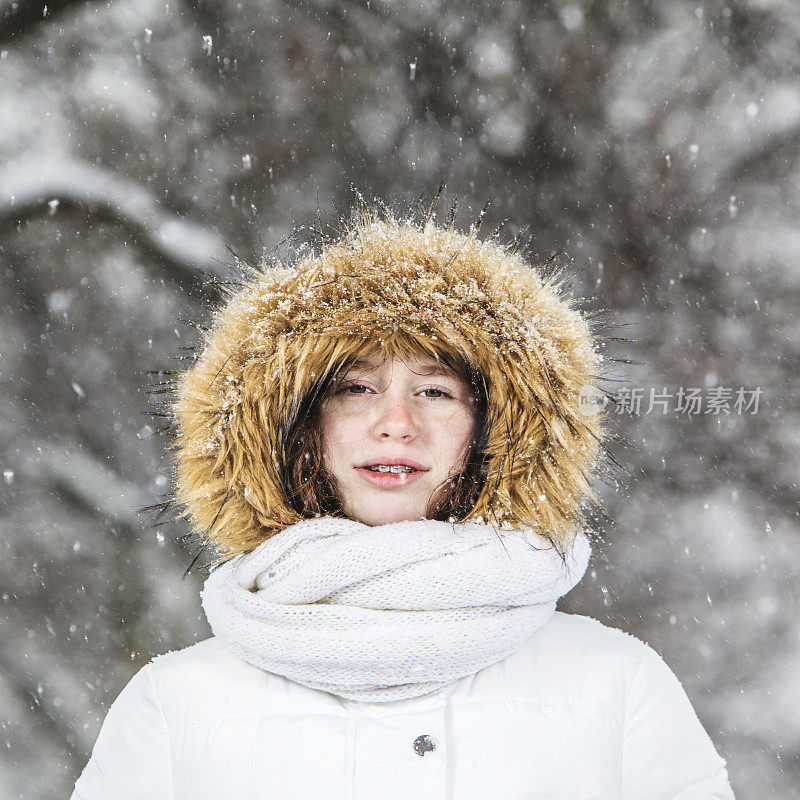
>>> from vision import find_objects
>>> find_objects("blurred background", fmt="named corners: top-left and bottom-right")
top-left (1, 0), bottom-right (798, 797)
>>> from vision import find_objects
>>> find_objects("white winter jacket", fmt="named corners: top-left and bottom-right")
top-left (71, 611), bottom-right (734, 800)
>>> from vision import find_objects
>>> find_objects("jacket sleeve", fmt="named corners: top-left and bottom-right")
top-left (622, 644), bottom-right (735, 800)
top-left (70, 664), bottom-right (173, 800)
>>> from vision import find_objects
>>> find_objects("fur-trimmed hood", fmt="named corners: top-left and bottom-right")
top-left (170, 214), bottom-right (607, 559)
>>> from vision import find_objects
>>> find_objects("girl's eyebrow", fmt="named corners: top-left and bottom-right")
top-left (342, 360), bottom-right (461, 380)
top-left (343, 359), bottom-right (378, 371)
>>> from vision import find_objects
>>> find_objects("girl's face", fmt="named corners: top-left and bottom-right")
top-left (319, 353), bottom-right (476, 526)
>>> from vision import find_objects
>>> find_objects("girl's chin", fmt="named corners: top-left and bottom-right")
top-left (345, 500), bottom-right (428, 527)
top-left (340, 481), bottom-right (449, 526)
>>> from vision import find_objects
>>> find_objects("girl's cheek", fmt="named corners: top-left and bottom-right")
top-left (442, 409), bottom-right (475, 432)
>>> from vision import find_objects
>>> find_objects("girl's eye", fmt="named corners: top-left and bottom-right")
top-left (337, 383), bottom-right (454, 399)
top-left (342, 383), bottom-right (371, 394)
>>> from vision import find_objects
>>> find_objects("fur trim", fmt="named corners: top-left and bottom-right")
top-left (171, 214), bottom-right (607, 559)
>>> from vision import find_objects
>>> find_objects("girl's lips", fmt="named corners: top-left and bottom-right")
top-left (355, 467), bottom-right (426, 489)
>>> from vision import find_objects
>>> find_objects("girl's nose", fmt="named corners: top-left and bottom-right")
top-left (371, 394), bottom-right (418, 440)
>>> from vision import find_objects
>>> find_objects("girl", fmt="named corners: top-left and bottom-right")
top-left (71, 213), bottom-right (734, 799)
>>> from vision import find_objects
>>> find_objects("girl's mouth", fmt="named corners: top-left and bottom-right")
top-left (355, 465), bottom-right (426, 488)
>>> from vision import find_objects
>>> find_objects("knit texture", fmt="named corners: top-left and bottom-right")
top-left (201, 516), bottom-right (591, 702)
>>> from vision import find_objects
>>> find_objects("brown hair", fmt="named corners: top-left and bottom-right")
top-left (280, 345), bottom-right (491, 523)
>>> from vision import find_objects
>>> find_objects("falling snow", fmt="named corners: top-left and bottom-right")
top-left (0, 1), bottom-right (795, 798)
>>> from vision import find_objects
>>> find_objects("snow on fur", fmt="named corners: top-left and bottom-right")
top-left (171, 214), bottom-right (607, 559)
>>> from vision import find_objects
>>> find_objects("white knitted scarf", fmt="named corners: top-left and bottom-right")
top-left (201, 516), bottom-right (591, 702)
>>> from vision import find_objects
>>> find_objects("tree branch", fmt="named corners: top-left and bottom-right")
top-left (0, 158), bottom-right (232, 288)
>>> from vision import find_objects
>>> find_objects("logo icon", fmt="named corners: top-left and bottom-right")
top-left (577, 385), bottom-right (607, 417)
